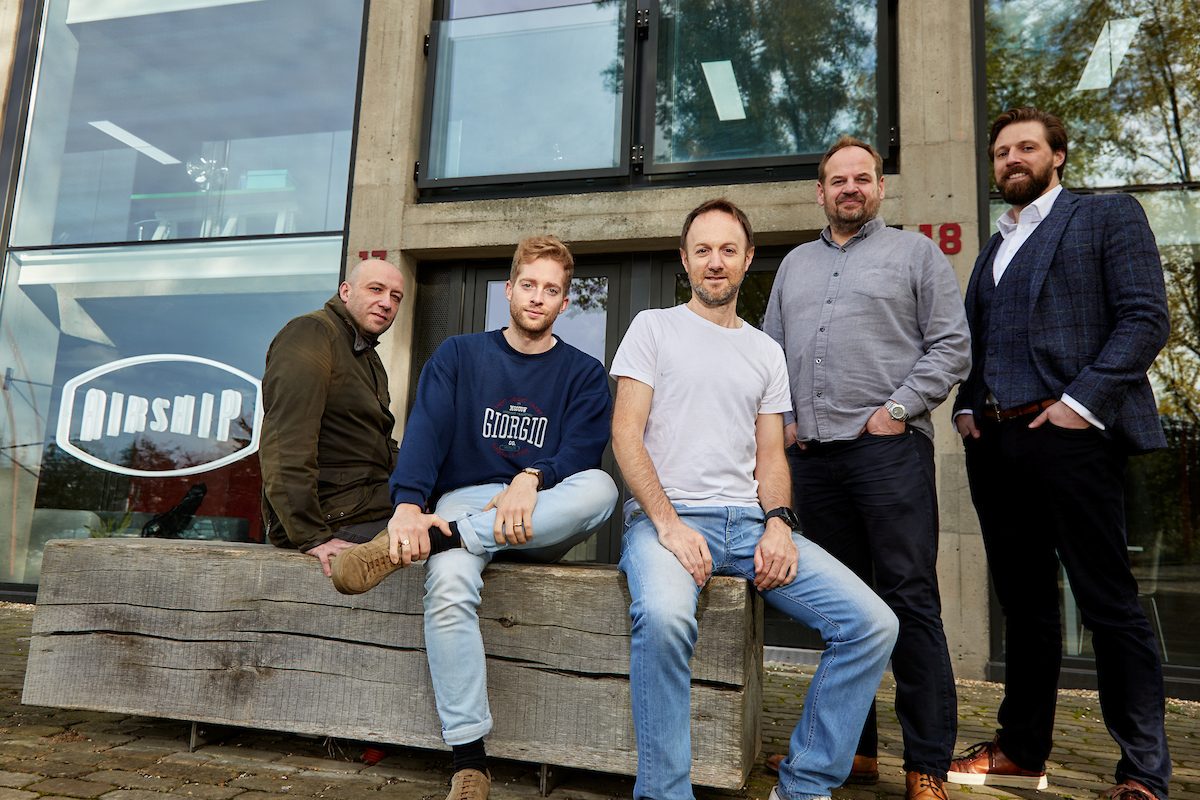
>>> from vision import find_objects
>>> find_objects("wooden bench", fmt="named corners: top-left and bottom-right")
top-left (23, 539), bottom-right (763, 790)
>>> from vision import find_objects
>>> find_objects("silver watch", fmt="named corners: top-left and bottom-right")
top-left (884, 399), bottom-right (907, 421)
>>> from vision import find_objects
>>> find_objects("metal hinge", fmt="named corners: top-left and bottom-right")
top-left (630, 144), bottom-right (645, 170)
top-left (635, 9), bottom-right (650, 38)
top-left (890, 125), bottom-right (899, 146)
top-left (423, 33), bottom-right (430, 56)
top-left (413, 161), bottom-right (420, 182)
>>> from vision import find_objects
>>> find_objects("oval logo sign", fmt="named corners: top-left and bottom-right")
top-left (55, 354), bottom-right (264, 478)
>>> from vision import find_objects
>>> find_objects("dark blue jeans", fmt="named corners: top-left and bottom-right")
top-left (788, 428), bottom-right (957, 777)
top-left (965, 418), bottom-right (1171, 798)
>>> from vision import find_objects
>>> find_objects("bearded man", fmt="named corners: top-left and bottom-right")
top-left (760, 136), bottom-right (970, 800)
top-left (947, 108), bottom-right (1171, 800)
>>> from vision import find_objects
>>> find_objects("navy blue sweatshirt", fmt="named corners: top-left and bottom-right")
top-left (390, 329), bottom-right (612, 508)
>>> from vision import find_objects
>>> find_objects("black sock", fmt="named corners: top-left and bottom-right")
top-left (427, 520), bottom-right (462, 556)
top-left (451, 737), bottom-right (486, 773)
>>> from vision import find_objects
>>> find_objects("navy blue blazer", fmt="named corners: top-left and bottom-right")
top-left (955, 189), bottom-right (1169, 453)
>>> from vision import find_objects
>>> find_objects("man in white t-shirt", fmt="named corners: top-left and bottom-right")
top-left (610, 198), bottom-right (899, 800)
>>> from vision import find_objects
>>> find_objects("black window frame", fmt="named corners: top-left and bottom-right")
top-left (416, 0), bottom-right (899, 200)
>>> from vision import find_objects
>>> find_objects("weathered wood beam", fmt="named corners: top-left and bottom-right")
top-left (24, 539), bottom-right (763, 789)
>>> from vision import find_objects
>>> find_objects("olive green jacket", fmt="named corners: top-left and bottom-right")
top-left (260, 296), bottom-right (398, 551)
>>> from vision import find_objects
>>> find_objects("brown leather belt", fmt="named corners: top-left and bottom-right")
top-left (983, 398), bottom-right (1056, 422)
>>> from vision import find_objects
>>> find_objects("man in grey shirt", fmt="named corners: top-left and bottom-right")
top-left (763, 135), bottom-right (970, 800)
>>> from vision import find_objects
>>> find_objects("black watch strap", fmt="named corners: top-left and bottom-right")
top-left (764, 506), bottom-right (799, 530)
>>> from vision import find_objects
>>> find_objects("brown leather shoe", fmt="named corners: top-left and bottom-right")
top-left (1100, 779), bottom-right (1159, 800)
top-left (946, 739), bottom-right (1047, 789)
top-left (907, 772), bottom-right (948, 800)
top-left (330, 529), bottom-right (404, 595)
top-left (445, 768), bottom-right (490, 800)
top-left (765, 753), bottom-right (879, 785)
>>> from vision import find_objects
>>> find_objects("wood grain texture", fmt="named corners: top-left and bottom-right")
top-left (24, 539), bottom-right (763, 788)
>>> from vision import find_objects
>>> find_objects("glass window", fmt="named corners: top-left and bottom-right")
top-left (985, 0), bottom-right (1197, 187)
top-left (419, 0), bottom-right (894, 191)
top-left (10, 0), bottom-right (365, 247)
top-left (423, 1), bottom-right (627, 182)
top-left (0, 237), bottom-right (342, 584)
top-left (652, 0), bottom-right (881, 168)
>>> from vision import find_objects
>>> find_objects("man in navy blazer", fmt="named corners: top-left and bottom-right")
top-left (946, 108), bottom-right (1171, 800)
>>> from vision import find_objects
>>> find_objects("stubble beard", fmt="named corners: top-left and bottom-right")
top-left (690, 276), bottom-right (741, 308)
top-left (508, 303), bottom-right (556, 339)
top-left (825, 195), bottom-right (880, 238)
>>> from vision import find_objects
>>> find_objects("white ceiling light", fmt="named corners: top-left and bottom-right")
top-left (67, 0), bottom-right (266, 25)
top-left (1075, 16), bottom-right (1142, 91)
top-left (701, 60), bottom-right (747, 121)
top-left (88, 120), bottom-right (180, 165)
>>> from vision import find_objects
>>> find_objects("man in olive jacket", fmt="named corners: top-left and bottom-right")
top-left (261, 258), bottom-right (406, 575)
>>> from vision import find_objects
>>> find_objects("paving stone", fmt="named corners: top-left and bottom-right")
top-left (169, 784), bottom-right (245, 800)
top-left (24, 777), bottom-right (116, 798)
top-left (272, 757), bottom-right (365, 775)
top-left (145, 764), bottom-right (246, 786)
top-left (100, 791), bottom-right (181, 800)
top-left (2, 761), bottom-right (97, 779)
top-left (0, 774), bottom-right (38, 790)
top-left (0, 790), bottom-right (37, 800)
top-left (83, 771), bottom-right (181, 791)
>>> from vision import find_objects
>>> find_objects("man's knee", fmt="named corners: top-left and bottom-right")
top-left (423, 552), bottom-right (485, 617)
top-left (630, 592), bottom-right (698, 651)
top-left (566, 468), bottom-right (620, 515)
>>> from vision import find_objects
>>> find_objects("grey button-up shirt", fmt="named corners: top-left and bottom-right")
top-left (763, 217), bottom-right (971, 442)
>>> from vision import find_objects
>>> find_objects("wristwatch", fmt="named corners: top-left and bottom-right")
top-left (764, 506), bottom-right (800, 530)
top-left (520, 467), bottom-right (544, 490)
top-left (884, 399), bottom-right (908, 421)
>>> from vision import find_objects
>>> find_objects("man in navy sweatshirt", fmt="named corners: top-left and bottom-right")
top-left (331, 235), bottom-right (618, 800)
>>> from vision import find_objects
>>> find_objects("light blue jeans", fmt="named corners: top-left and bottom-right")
top-left (423, 468), bottom-right (618, 745)
top-left (620, 504), bottom-right (898, 800)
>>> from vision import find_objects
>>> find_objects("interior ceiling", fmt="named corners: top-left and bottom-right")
top-left (62, 0), bottom-right (365, 154)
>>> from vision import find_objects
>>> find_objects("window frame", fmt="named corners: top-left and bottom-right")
top-left (416, 0), bottom-right (898, 198)
top-left (416, 0), bottom-right (638, 189)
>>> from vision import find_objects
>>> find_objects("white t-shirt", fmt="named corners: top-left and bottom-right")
top-left (610, 304), bottom-right (792, 515)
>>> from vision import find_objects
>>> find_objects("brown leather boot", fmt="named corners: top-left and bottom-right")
top-left (907, 772), bottom-right (949, 800)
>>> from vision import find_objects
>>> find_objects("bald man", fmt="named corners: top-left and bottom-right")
top-left (261, 259), bottom-right (407, 573)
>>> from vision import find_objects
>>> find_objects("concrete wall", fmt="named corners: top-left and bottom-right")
top-left (349, 1), bottom-right (991, 677)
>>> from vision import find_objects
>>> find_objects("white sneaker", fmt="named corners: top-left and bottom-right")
top-left (768, 787), bottom-right (830, 800)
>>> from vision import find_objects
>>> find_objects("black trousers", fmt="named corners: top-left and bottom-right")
top-left (965, 418), bottom-right (1171, 797)
top-left (788, 429), bottom-right (957, 777)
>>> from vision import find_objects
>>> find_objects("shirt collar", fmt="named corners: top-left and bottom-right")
top-left (997, 184), bottom-right (1063, 238)
top-left (820, 216), bottom-right (886, 248)
top-left (324, 295), bottom-right (379, 353)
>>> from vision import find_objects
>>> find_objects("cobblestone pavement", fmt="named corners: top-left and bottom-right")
top-left (2, 603), bottom-right (1194, 800)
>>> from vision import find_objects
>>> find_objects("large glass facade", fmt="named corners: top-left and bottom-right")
top-left (0, 0), bottom-right (367, 587)
top-left (10, 0), bottom-right (362, 246)
top-left (984, 0), bottom-right (1200, 676)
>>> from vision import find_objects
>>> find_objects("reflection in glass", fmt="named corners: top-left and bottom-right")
top-left (425, 2), bottom-right (625, 180)
top-left (0, 237), bottom-right (342, 583)
top-left (985, 0), bottom-right (1197, 187)
top-left (654, 0), bottom-right (878, 165)
top-left (10, 0), bottom-right (364, 246)
top-left (485, 277), bottom-right (609, 364)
